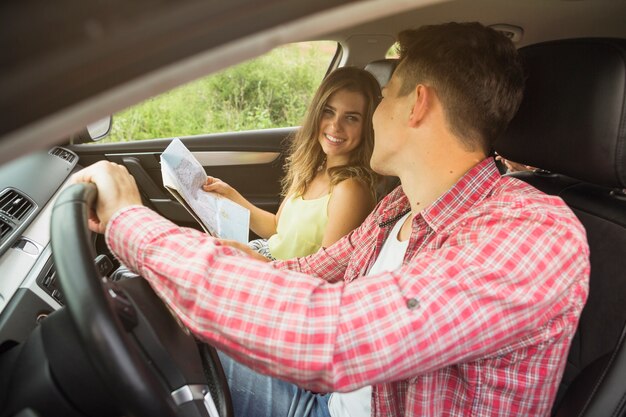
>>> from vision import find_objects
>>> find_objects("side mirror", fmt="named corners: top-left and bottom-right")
top-left (87, 116), bottom-right (112, 140)
top-left (70, 116), bottom-right (112, 144)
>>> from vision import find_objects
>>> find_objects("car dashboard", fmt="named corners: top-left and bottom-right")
top-left (0, 147), bottom-right (117, 351)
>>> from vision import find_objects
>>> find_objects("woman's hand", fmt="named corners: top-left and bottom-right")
top-left (218, 239), bottom-right (271, 262)
top-left (203, 176), bottom-right (278, 239)
top-left (495, 154), bottom-right (536, 173)
top-left (203, 176), bottom-right (245, 205)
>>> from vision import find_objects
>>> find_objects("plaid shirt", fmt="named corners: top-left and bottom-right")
top-left (107, 158), bottom-right (589, 416)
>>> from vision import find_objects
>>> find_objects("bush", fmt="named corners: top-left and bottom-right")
top-left (105, 42), bottom-right (335, 142)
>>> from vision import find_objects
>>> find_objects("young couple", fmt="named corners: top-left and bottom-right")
top-left (73, 22), bottom-right (590, 417)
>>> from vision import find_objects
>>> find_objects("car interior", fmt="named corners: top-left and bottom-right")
top-left (1, 0), bottom-right (625, 416)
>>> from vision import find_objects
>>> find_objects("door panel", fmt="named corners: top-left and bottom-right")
top-left (70, 127), bottom-right (294, 235)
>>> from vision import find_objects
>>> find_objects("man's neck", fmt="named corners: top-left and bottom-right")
top-left (399, 149), bottom-right (486, 215)
top-left (396, 152), bottom-right (485, 242)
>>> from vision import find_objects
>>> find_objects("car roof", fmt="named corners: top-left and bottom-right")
top-left (2, 0), bottom-right (625, 164)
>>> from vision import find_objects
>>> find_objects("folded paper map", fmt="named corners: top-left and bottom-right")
top-left (160, 138), bottom-right (250, 243)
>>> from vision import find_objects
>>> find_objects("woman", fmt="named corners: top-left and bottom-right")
top-left (203, 66), bottom-right (381, 260)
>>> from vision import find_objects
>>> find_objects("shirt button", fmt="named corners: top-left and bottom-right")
top-left (406, 298), bottom-right (420, 310)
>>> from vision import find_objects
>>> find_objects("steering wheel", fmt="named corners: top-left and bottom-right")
top-left (50, 182), bottom-right (233, 417)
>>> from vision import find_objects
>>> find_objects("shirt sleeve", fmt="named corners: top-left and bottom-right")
top-left (273, 226), bottom-right (358, 282)
top-left (106, 203), bottom-right (588, 393)
top-left (274, 199), bottom-right (382, 282)
top-left (327, 203), bottom-right (589, 389)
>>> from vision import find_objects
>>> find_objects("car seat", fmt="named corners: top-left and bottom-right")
top-left (364, 58), bottom-right (398, 89)
top-left (494, 38), bottom-right (626, 417)
top-left (364, 58), bottom-right (401, 200)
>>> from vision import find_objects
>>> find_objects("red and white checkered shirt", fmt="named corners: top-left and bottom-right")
top-left (107, 158), bottom-right (589, 416)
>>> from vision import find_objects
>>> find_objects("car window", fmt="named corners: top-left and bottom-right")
top-left (103, 41), bottom-right (338, 143)
top-left (386, 42), bottom-right (400, 59)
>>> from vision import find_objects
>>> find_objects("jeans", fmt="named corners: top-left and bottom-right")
top-left (218, 351), bottom-right (332, 417)
top-left (247, 238), bottom-right (276, 260)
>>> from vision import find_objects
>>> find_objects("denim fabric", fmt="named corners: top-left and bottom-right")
top-left (247, 238), bottom-right (276, 260)
top-left (218, 351), bottom-right (331, 417)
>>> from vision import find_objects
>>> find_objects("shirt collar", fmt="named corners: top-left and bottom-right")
top-left (422, 158), bottom-right (500, 231)
top-left (378, 158), bottom-right (501, 232)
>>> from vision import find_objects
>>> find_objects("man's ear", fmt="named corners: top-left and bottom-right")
top-left (408, 84), bottom-right (429, 128)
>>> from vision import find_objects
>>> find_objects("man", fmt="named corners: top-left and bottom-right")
top-left (73, 22), bottom-right (590, 416)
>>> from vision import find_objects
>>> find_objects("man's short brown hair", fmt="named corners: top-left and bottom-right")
top-left (396, 22), bottom-right (524, 153)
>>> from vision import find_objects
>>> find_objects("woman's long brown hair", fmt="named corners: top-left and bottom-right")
top-left (281, 67), bottom-right (381, 198)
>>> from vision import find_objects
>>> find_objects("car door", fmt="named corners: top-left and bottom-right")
top-left (65, 40), bottom-right (339, 237)
top-left (70, 128), bottom-right (291, 235)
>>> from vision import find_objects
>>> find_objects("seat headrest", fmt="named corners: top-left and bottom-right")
top-left (495, 38), bottom-right (626, 189)
top-left (364, 59), bottom-right (399, 88)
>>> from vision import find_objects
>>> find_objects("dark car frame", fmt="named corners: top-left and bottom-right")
top-left (1, 1), bottom-right (625, 416)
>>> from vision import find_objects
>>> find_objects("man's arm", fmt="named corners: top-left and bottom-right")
top-left (73, 161), bottom-right (589, 393)
top-left (271, 202), bottom-right (379, 283)
top-left (105, 197), bottom-right (588, 393)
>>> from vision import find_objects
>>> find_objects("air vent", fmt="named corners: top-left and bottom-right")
top-left (0, 189), bottom-right (34, 221)
top-left (0, 218), bottom-right (13, 239)
top-left (50, 147), bottom-right (77, 164)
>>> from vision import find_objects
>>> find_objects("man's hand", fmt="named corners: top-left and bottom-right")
top-left (71, 161), bottom-right (143, 234)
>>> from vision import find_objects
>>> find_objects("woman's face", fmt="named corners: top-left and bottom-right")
top-left (318, 89), bottom-right (366, 166)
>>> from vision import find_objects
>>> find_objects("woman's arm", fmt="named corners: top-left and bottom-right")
top-left (321, 178), bottom-right (376, 248)
top-left (203, 176), bottom-right (280, 239)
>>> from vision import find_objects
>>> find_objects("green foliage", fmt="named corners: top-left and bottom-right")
top-left (105, 42), bottom-right (335, 143)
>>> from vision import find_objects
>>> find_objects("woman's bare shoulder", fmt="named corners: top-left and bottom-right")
top-left (332, 177), bottom-right (375, 205)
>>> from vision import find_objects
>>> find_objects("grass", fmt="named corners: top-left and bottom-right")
top-left (104, 42), bottom-right (336, 143)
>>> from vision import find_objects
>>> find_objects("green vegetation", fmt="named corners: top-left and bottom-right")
top-left (105, 42), bottom-right (336, 143)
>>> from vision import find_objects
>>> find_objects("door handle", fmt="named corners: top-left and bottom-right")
top-left (121, 157), bottom-right (168, 199)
